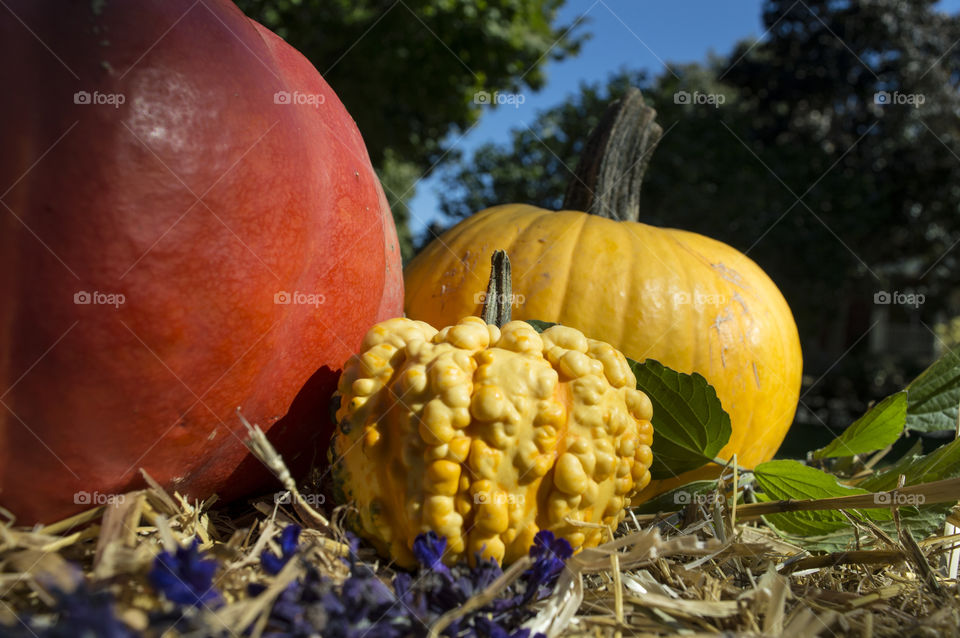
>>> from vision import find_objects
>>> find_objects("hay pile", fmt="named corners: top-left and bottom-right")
top-left (0, 425), bottom-right (957, 637)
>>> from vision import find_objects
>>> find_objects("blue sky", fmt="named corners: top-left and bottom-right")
top-left (405, 0), bottom-right (960, 238)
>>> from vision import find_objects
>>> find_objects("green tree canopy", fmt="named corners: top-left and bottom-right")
top-left (235, 0), bottom-right (584, 258)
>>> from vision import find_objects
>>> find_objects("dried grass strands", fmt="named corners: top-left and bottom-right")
top-left (734, 476), bottom-right (960, 521)
top-left (222, 556), bottom-right (305, 634)
top-left (31, 505), bottom-right (107, 536)
top-left (622, 592), bottom-right (739, 618)
top-left (754, 566), bottom-right (789, 634)
top-left (523, 526), bottom-right (723, 636)
top-left (237, 409), bottom-right (330, 531)
top-left (779, 549), bottom-right (906, 573)
top-left (630, 477), bottom-right (960, 529)
top-left (138, 468), bottom-right (180, 515)
top-left (93, 491), bottom-right (145, 570)
top-left (898, 521), bottom-right (945, 597)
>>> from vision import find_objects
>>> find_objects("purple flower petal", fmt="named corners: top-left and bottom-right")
top-left (261, 524), bottom-right (302, 575)
top-left (148, 539), bottom-right (221, 608)
top-left (280, 524), bottom-right (302, 556)
top-left (413, 531), bottom-right (452, 579)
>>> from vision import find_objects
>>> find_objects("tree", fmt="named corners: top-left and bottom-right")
top-left (718, 0), bottom-right (960, 305)
top-left (436, 70), bottom-right (646, 222)
top-left (235, 0), bottom-right (584, 259)
top-left (436, 0), bottom-right (960, 429)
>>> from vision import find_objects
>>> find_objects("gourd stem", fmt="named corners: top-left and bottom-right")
top-left (482, 250), bottom-right (512, 327)
top-left (562, 87), bottom-right (663, 223)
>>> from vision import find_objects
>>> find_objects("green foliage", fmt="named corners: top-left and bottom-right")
top-left (754, 460), bottom-right (890, 536)
top-left (440, 0), bottom-right (960, 302)
top-left (904, 346), bottom-right (960, 433)
top-left (524, 319), bottom-right (557, 333)
top-left (437, 71), bottom-right (647, 221)
top-left (755, 349), bottom-right (960, 549)
top-left (234, 0), bottom-right (584, 257)
top-left (860, 437), bottom-right (960, 491)
top-left (626, 349), bottom-right (960, 552)
top-left (756, 348), bottom-right (960, 548)
top-left (626, 359), bottom-right (731, 480)
top-left (812, 392), bottom-right (906, 459)
top-left (632, 480), bottom-right (719, 515)
top-left (712, 0), bottom-right (960, 324)
top-left (762, 437), bottom-right (960, 552)
top-left (237, 0), bottom-right (583, 167)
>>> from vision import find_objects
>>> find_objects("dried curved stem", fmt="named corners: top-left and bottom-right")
top-left (563, 87), bottom-right (663, 222)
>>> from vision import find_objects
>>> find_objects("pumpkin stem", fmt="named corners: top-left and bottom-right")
top-left (562, 87), bottom-right (662, 223)
top-left (482, 250), bottom-right (512, 327)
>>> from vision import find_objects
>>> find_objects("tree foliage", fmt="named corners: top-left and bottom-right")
top-left (236, 0), bottom-right (582, 259)
top-left (437, 71), bottom-right (647, 222)
top-left (237, 2), bottom-right (580, 156)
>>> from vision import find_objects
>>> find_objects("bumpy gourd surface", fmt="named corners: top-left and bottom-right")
top-left (330, 317), bottom-right (653, 568)
top-left (404, 205), bottom-right (803, 497)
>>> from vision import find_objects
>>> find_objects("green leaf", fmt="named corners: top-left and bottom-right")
top-left (761, 440), bottom-right (960, 551)
top-left (632, 480), bottom-right (719, 514)
top-left (765, 503), bottom-right (954, 552)
top-left (767, 510), bottom-right (952, 550)
top-left (859, 436), bottom-right (960, 491)
top-left (812, 392), bottom-right (906, 459)
top-left (856, 438), bottom-right (923, 488)
top-left (525, 319), bottom-right (558, 333)
top-left (753, 460), bottom-right (890, 536)
top-left (755, 460), bottom-right (866, 500)
top-left (894, 502), bottom-right (958, 539)
top-left (762, 519), bottom-right (858, 552)
top-left (905, 348), bottom-right (960, 433)
top-left (852, 447), bottom-right (957, 547)
top-left (627, 359), bottom-right (732, 479)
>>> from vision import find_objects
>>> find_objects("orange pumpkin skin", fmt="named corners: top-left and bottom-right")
top-left (0, 0), bottom-right (403, 523)
top-left (405, 205), bottom-right (802, 492)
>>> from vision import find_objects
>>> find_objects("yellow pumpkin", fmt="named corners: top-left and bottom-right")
top-left (403, 90), bottom-right (802, 496)
top-left (330, 316), bottom-right (654, 567)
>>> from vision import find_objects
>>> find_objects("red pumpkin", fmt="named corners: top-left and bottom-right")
top-left (0, 0), bottom-right (403, 523)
